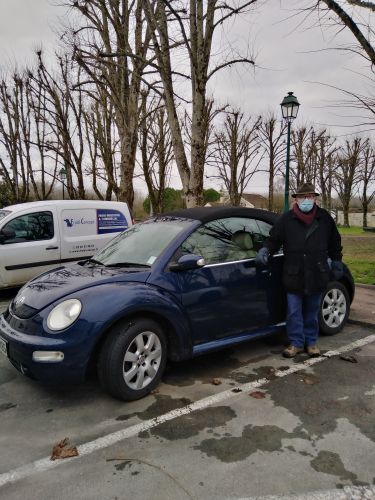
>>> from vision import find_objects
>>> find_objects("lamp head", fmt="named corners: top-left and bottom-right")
top-left (281, 91), bottom-right (300, 122)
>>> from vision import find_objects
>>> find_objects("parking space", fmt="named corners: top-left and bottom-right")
top-left (1, 282), bottom-right (375, 500)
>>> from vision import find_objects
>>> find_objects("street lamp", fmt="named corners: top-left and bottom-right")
top-left (59, 167), bottom-right (67, 200)
top-left (280, 91), bottom-right (300, 212)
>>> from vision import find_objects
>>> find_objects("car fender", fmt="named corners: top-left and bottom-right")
top-left (75, 281), bottom-right (193, 361)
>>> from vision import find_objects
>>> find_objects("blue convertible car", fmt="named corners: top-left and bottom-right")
top-left (0, 207), bottom-right (354, 400)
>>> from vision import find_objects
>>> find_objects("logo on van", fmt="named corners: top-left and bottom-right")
top-left (63, 217), bottom-right (95, 228)
top-left (64, 218), bottom-right (74, 228)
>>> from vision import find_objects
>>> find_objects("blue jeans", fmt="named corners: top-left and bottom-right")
top-left (287, 293), bottom-right (322, 348)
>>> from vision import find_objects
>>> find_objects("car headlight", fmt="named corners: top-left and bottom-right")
top-left (47, 299), bottom-right (82, 332)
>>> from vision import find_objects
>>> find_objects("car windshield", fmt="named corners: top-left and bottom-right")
top-left (93, 218), bottom-right (192, 267)
top-left (0, 210), bottom-right (11, 221)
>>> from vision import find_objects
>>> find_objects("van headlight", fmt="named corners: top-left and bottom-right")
top-left (47, 299), bottom-right (82, 331)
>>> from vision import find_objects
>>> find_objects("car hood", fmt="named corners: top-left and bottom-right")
top-left (10, 264), bottom-right (151, 319)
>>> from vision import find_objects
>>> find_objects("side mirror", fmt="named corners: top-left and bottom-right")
top-left (0, 228), bottom-right (16, 244)
top-left (169, 254), bottom-right (206, 271)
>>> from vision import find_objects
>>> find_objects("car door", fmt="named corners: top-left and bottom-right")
top-left (0, 208), bottom-right (60, 287)
top-left (175, 216), bottom-right (285, 346)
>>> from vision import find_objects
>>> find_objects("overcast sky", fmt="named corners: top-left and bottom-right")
top-left (0, 0), bottom-right (372, 193)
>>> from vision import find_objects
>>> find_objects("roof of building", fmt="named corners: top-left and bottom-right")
top-left (241, 193), bottom-right (268, 206)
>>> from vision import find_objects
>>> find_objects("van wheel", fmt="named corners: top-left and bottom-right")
top-left (98, 318), bottom-right (167, 401)
top-left (319, 282), bottom-right (350, 336)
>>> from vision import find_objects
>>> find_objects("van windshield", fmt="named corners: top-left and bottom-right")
top-left (0, 210), bottom-right (11, 221)
top-left (93, 218), bottom-right (192, 267)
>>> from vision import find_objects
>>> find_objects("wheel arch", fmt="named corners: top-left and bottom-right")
top-left (339, 275), bottom-right (355, 304)
top-left (86, 310), bottom-right (188, 379)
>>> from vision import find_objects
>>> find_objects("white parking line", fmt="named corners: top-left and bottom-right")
top-left (1, 333), bottom-right (375, 489)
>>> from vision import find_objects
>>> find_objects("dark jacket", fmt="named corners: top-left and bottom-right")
top-left (265, 206), bottom-right (342, 295)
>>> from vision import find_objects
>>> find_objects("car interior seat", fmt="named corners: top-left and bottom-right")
top-left (227, 230), bottom-right (256, 261)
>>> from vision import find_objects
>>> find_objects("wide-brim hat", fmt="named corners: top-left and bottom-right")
top-left (292, 182), bottom-right (320, 198)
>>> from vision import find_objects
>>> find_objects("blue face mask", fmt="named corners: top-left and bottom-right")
top-left (298, 199), bottom-right (314, 213)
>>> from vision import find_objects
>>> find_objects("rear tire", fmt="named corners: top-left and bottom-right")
top-left (98, 318), bottom-right (167, 401)
top-left (319, 281), bottom-right (350, 336)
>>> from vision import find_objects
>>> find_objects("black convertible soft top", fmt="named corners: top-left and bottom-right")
top-left (162, 206), bottom-right (278, 224)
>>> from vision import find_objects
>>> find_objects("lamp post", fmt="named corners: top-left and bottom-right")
top-left (280, 91), bottom-right (300, 212)
top-left (59, 167), bottom-right (67, 200)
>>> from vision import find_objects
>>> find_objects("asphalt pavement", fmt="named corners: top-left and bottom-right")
top-left (0, 285), bottom-right (375, 500)
top-left (349, 284), bottom-right (375, 327)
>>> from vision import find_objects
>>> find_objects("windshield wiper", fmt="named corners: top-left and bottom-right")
top-left (80, 258), bottom-right (103, 266)
top-left (105, 262), bottom-right (151, 268)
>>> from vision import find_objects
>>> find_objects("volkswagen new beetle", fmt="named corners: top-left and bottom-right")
top-left (0, 207), bottom-right (354, 401)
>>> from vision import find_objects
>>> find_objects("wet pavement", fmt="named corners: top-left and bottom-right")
top-left (0, 286), bottom-right (375, 499)
top-left (349, 284), bottom-right (375, 327)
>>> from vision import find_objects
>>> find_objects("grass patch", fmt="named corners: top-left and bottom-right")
top-left (338, 226), bottom-right (374, 236)
top-left (341, 233), bottom-right (375, 285)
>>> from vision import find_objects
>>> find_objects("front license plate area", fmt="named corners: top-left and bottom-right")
top-left (0, 336), bottom-right (8, 358)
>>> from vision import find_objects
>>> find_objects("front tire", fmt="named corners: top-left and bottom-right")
top-left (98, 318), bottom-right (167, 401)
top-left (319, 281), bottom-right (350, 336)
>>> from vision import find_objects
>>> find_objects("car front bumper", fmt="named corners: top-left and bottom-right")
top-left (0, 313), bottom-right (102, 384)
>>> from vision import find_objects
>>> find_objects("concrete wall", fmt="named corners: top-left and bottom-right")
top-left (336, 211), bottom-right (375, 227)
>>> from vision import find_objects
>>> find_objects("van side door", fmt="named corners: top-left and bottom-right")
top-left (0, 208), bottom-right (60, 287)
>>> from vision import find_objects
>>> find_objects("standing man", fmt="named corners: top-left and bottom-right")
top-left (255, 182), bottom-right (343, 358)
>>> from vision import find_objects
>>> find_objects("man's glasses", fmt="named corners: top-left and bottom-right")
top-left (296, 194), bottom-right (316, 200)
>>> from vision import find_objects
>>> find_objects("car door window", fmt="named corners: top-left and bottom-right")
top-left (2, 211), bottom-right (54, 244)
top-left (252, 219), bottom-right (272, 250)
top-left (179, 217), bottom-right (272, 265)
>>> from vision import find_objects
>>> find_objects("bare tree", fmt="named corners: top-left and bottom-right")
top-left (139, 91), bottom-right (173, 213)
top-left (210, 110), bottom-right (262, 205)
top-left (290, 126), bottom-right (324, 189)
top-left (258, 114), bottom-right (287, 211)
top-left (142, 0), bottom-right (258, 207)
top-left (315, 133), bottom-right (337, 210)
top-left (358, 141), bottom-right (375, 227)
top-left (64, 0), bottom-right (153, 209)
top-left (28, 52), bottom-right (87, 199)
top-left (83, 87), bottom-right (120, 200)
top-left (0, 74), bottom-right (30, 203)
top-left (317, 0), bottom-right (375, 66)
top-left (334, 137), bottom-right (365, 226)
top-left (297, 1), bottom-right (375, 128)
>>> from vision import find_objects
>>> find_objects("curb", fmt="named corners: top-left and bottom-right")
top-left (355, 283), bottom-right (375, 290)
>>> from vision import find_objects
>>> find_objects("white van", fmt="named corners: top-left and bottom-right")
top-left (0, 200), bottom-right (133, 289)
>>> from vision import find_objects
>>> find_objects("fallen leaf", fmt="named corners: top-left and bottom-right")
top-left (304, 403), bottom-right (321, 415)
top-left (303, 375), bottom-right (319, 385)
top-left (339, 354), bottom-right (358, 363)
top-left (249, 391), bottom-right (266, 399)
top-left (50, 438), bottom-right (79, 461)
top-left (0, 402), bottom-right (17, 411)
top-left (211, 378), bottom-right (222, 385)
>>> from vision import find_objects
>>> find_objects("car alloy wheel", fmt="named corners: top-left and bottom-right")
top-left (319, 282), bottom-right (350, 336)
top-left (123, 331), bottom-right (162, 390)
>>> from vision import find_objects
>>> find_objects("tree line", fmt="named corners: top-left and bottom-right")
top-left (0, 0), bottom-right (374, 226)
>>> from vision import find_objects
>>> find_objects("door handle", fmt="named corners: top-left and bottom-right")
top-left (46, 246), bottom-right (59, 250)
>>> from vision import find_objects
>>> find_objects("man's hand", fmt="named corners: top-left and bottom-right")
top-left (331, 260), bottom-right (344, 280)
top-left (255, 247), bottom-right (269, 266)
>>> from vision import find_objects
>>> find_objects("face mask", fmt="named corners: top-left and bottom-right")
top-left (297, 198), bottom-right (314, 213)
